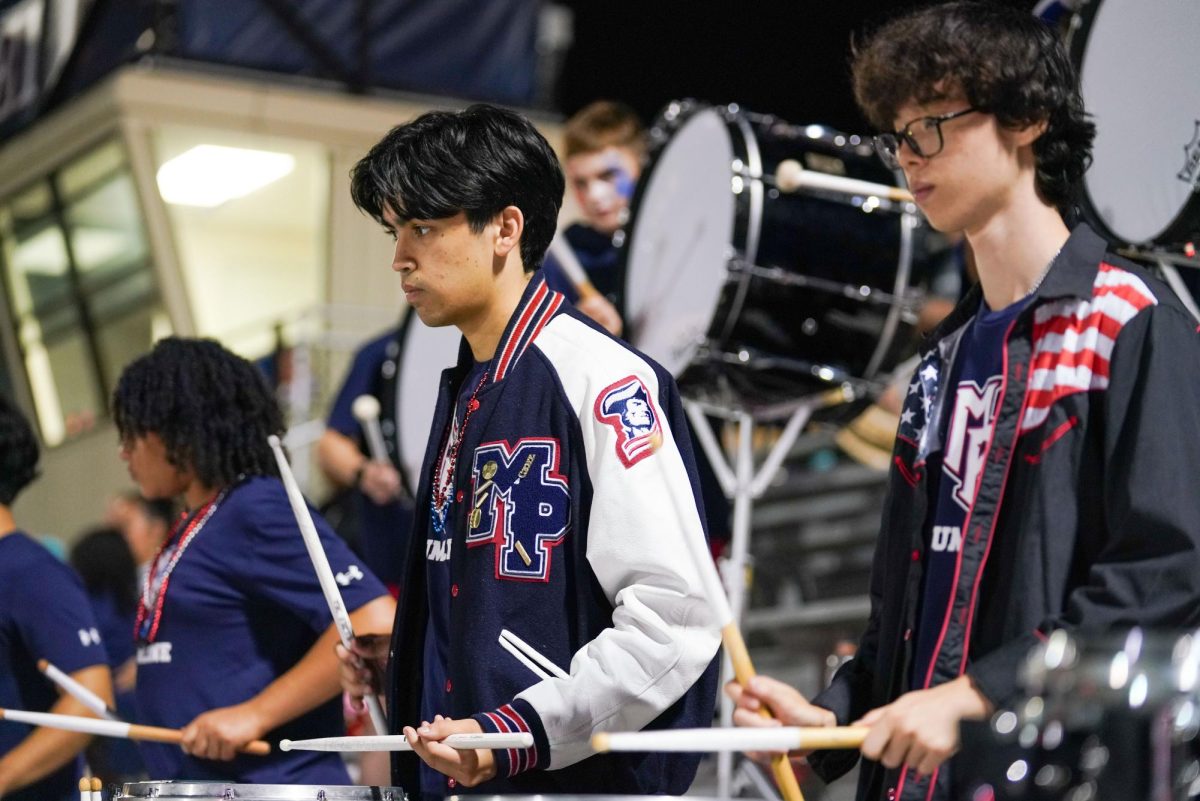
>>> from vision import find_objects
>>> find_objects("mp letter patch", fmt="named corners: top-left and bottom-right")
top-left (468, 438), bottom-right (570, 582)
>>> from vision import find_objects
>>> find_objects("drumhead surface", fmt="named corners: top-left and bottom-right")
top-left (1077, 0), bottom-right (1200, 244)
top-left (623, 106), bottom-right (736, 378)
top-left (119, 781), bottom-right (404, 799)
top-left (396, 314), bottom-right (460, 493)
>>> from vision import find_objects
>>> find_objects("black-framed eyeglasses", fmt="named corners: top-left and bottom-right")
top-left (873, 107), bottom-right (979, 169)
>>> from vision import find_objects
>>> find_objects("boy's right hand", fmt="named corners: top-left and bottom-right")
top-left (336, 633), bottom-right (390, 710)
top-left (725, 675), bottom-right (837, 762)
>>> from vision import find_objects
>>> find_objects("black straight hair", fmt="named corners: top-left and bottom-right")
top-left (351, 103), bottom-right (565, 271)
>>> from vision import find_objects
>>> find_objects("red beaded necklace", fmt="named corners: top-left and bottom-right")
top-left (134, 489), bottom-right (227, 644)
top-left (430, 370), bottom-right (489, 530)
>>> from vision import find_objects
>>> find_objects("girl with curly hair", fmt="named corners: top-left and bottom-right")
top-left (113, 337), bottom-right (395, 785)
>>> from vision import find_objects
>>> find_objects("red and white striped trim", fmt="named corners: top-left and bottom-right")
top-left (1021, 263), bottom-right (1156, 431)
top-left (481, 703), bottom-right (537, 776)
top-left (493, 279), bottom-right (565, 383)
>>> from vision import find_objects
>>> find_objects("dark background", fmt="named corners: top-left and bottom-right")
top-left (556, 0), bottom-right (1038, 135)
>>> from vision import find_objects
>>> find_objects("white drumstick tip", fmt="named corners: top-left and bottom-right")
top-left (280, 738), bottom-right (294, 751)
top-left (267, 434), bottom-right (282, 449)
top-left (352, 394), bottom-right (382, 423)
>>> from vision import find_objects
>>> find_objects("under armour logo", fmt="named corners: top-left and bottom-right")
top-left (336, 564), bottom-right (364, 586)
top-left (78, 627), bottom-right (102, 647)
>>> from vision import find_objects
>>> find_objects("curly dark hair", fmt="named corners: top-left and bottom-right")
top-left (70, 526), bottom-right (139, 615)
top-left (851, 1), bottom-right (1095, 210)
top-left (112, 337), bottom-right (283, 489)
top-left (350, 103), bottom-right (565, 272)
top-left (0, 393), bottom-right (39, 506)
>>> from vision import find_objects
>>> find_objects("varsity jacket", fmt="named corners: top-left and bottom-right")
top-left (808, 224), bottom-right (1200, 801)
top-left (386, 275), bottom-right (722, 795)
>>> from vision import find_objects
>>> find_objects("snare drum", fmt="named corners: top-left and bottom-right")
top-left (117, 781), bottom-right (406, 799)
top-left (960, 629), bottom-right (1200, 800)
top-left (620, 100), bottom-right (931, 410)
top-left (1068, 0), bottom-right (1200, 247)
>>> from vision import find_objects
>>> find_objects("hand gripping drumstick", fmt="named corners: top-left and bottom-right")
top-left (592, 725), bottom-right (868, 754)
top-left (351, 395), bottom-right (390, 464)
top-left (0, 707), bottom-right (270, 755)
top-left (548, 234), bottom-right (602, 300)
top-left (673, 519), bottom-right (808, 801)
top-left (268, 435), bottom-right (389, 735)
top-left (774, 159), bottom-right (915, 204)
top-left (281, 732), bottom-right (534, 752)
top-left (38, 659), bottom-right (118, 721)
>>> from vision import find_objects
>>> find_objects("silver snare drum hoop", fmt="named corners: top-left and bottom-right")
top-left (117, 782), bottom-right (406, 799)
top-left (1071, 0), bottom-right (1200, 246)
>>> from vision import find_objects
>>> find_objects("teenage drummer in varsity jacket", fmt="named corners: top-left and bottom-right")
top-left (727, 4), bottom-right (1200, 801)
top-left (337, 104), bottom-right (721, 798)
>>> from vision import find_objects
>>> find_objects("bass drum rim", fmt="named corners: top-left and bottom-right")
top-left (617, 99), bottom-right (742, 377)
top-left (1069, 0), bottom-right (1200, 247)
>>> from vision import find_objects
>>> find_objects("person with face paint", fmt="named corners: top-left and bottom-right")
top-left (540, 101), bottom-right (645, 336)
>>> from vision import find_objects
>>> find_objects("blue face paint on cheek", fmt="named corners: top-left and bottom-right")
top-left (613, 168), bottom-right (635, 201)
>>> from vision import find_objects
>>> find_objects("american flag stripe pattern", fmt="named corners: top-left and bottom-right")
top-left (481, 703), bottom-right (537, 776)
top-left (1021, 263), bottom-right (1157, 431)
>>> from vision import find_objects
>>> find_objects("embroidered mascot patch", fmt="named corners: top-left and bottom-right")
top-left (594, 375), bottom-right (663, 468)
top-left (467, 438), bottom-right (570, 582)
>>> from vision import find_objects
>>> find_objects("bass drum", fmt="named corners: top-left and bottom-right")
top-left (117, 782), bottom-right (406, 799)
top-left (379, 310), bottom-right (462, 495)
top-left (619, 100), bottom-right (929, 411)
top-left (1068, 0), bottom-right (1200, 247)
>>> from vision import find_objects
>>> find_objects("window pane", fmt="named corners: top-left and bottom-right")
top-left (90, 270), bottom-right (171, 392)
top-left (154, 126), bottom-right (328, 357)
top-left (64, 170), bottom-right (150, 290)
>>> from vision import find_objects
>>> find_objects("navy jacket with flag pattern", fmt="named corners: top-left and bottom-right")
top-left (808, 224), bottom-right (1200, 801)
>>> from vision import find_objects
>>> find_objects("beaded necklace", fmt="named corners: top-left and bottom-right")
top-left (134, 487), bottom-right (228, 644)
top-left (430, 370), bottom-right (489, 536)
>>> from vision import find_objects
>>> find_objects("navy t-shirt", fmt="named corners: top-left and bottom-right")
top-left (540, 222), bottom-right (623, 305)
top-left (420, 359), bottom-right (490, 795)
top-left (912, 295), bottom-right (1030, 688)
top-left (133, 476), bottom-right (388, 783)
top-left (327, 326), bottom-right (413, 587)
top-left (0, 532), bottom-right (107, 801)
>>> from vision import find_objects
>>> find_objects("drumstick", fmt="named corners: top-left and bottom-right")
top-left (0, 707), bottom-right (271, 755)
top-left (78, 776), bottom-right (90, 801)
top-left (548, 234), bottom-right (601, 299)
top-left (281, 732), bottom-right (535, 752)
top-left (676, 511), bottom-right (807, 801)
top-left (267, 435), bottom-right (389, 735)
top-left (38, 659), bottom-right (118, 721)
top-left (351, 394), bottom-right (390, 464)
top-left (91, 777), bottom-right (102, 801)
top-left (774, 159), bottom-right (915, 203)
top-left (592, 726), bottom-right (869, 754)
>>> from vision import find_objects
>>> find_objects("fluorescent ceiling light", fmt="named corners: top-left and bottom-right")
top-left (156, 145), bottom-right (295, 208)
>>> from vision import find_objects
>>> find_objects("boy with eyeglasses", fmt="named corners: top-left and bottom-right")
top-left (728, 4), bottom-right (1200, 800)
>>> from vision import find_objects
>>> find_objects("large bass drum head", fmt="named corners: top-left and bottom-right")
top-left (396, 313), bottom-right (461, 494)
top-left (1074, 0), bottom-right (1200, 245)
top-left (622, 104), bottom-right (736, 378)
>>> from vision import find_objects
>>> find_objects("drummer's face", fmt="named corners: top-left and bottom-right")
top-left (384, 207), bottom-right (506, 329)
top-left (891, 95), bottom-right (1019, 234)
top-left (566, 146), bottom-right (641, 234)
top-left (119, 431), bottom-right (191, 501)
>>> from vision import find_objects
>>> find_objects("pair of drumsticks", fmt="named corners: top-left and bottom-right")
top-left (286, 414), bottom-right (866, 801)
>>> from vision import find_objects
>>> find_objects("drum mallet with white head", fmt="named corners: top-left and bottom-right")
top-left (352, 395), bottom-right (390, 465)
top-left (774, 159), bottom-right (915, 204)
